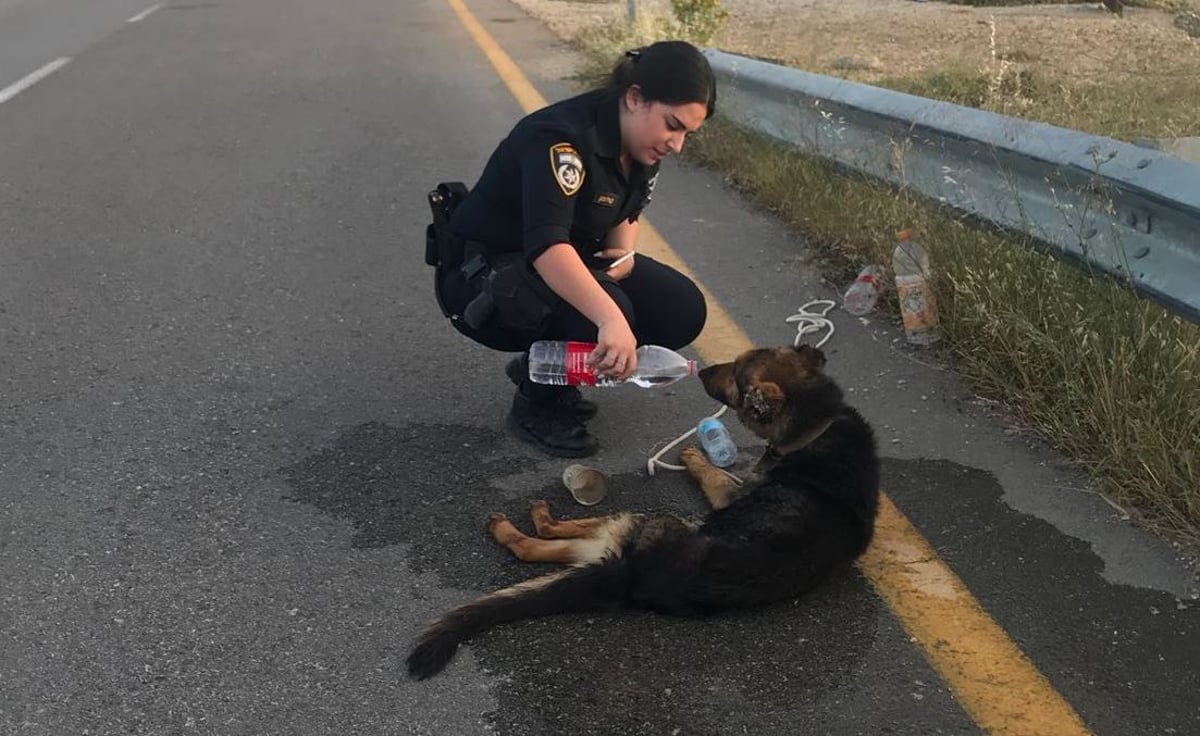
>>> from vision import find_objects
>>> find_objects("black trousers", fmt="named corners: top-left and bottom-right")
top-left (440, 255), bottom-right (707, 354)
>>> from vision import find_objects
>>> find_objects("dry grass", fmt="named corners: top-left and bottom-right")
top-left (947, 0), bottom-right (1182, 7)
top-left (879, 49), bottom-right (1200, 141)
top-left (712, 0), bottom-right (1200, 141)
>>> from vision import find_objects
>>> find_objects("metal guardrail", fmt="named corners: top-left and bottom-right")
top-left (704, 49), bottom-right (1200, 323)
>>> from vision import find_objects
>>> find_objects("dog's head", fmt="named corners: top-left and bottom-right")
top-left (699, 345), bottom-right (843, 449)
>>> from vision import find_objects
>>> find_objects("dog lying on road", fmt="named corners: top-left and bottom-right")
top-left (407, 344), bottom-right (880, 680)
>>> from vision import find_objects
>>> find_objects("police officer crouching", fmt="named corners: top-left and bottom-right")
top-left (426, 41), bottom-right (714, 458)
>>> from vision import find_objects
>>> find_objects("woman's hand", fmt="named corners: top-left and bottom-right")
top-left (599, 218), bottom-right (639, 282)
top-left (530, 243), bottom-right (637, 379)
top-left (594, 248), bottom-right (635, 281)
top-left (590, 319), bottom-right (638, 380)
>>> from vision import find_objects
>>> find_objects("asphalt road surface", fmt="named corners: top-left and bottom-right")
top-left (1, 0), bottom-right (1196, 734)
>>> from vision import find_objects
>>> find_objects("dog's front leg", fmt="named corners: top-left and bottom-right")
top-left (679, 446), bottom-right (740, 510)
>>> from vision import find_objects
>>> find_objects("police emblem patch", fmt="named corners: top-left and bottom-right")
top-left (549, 142), bottom-right (585, 197)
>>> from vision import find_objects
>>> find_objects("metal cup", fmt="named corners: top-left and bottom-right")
top-left (562, 464), bottom-right (607, 506)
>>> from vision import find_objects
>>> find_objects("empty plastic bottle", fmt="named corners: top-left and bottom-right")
top-left (842, 264), bottom-right (885, 316)
top-left (527, 340), bottom-right (698, 388)
top-left (697, 417), bottom-right (738, 467)
top-left (892, 229), bottom-right (941, 346)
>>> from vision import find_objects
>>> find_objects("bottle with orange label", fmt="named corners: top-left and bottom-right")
top-left (891, 229), bottom-right (940, 346)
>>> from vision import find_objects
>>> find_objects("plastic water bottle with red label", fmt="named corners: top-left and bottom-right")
top-left (527, 340), bottom-right (697, 388)
top-left (842, 264), bottom-right (885, 316)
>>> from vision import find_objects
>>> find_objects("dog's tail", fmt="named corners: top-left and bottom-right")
top-left (406, 561), bottom-right (625, 680)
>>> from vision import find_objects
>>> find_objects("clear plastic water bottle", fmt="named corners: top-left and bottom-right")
top-left (842, 264), bottom-right (885, 316)
top-left (697, 417), bottom-right (738, 467)
top-left (892, 229), bottom-right (940, 346)
top-left (527, 341), bottom-right (697, 388)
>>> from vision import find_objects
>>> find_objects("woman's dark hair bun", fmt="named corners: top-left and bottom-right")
top-left (607, 40), bottom-right (715, 118)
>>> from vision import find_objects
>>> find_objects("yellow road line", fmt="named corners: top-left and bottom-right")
top-left (444, 0), bottom-right (546, 114)
top-left (442, 1), bottom-right (1093, 733)
top-left (862, 496), bottom-right (1091, 734)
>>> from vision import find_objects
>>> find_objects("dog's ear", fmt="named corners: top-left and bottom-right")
top-left (744, 381), bottom-right (785, 423)
top-left (793, 344), bottom-right (827, 372)
top-left (698, 362), bottom-right (738, 406)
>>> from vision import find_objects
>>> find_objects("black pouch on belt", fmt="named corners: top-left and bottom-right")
top-left (467, 256), bottom-right (621, 333)
top-left (425, 182), bottom-right (470, 268)
top-left (425, 182), bottom-right (471, 318)
top-left (465, 256), bottom-right (560, 333)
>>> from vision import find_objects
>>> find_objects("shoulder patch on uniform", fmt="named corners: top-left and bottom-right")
top-left (549, 142), bottom-right (585, 197)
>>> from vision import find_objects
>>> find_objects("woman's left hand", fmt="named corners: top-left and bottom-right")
top-left (595, 248), bottom-right (635, 281)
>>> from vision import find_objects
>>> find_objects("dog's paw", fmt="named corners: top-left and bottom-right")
top-left (529, 499), bottom-right (549, 514)
top-left (679, 446), bottom-right (709, 469)
top-left (485, 512), bottom-right (508, 532)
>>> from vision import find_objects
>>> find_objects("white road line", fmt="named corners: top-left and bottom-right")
top-left (127, 3), bottom-right (164, 23)
top-left (0, 57), bottom-right (72, 106)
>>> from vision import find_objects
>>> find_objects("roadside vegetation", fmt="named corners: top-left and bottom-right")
top-left (567, 3), bottom-right (1200, 544)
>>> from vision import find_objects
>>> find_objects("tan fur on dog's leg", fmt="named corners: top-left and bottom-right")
top-left (530, 500), bottom-right (607, 539)
top-left (680, 446), bottom-right (739, 510)
top-left (486, 513), bottom-right (583, 564)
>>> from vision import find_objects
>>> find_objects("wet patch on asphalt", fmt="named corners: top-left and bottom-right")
top-left (282, 424), bottom-right (976, 735)
top-left (884, 457), bottom-right (1200, 736)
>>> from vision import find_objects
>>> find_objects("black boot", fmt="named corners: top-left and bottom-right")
top-left (505, 354), bottom-right (598, 421)
top-left (506, 381), bottom-right (598, 458)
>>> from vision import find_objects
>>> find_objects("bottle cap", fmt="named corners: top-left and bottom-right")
top-left (562, 464), bottom-right (608, 506)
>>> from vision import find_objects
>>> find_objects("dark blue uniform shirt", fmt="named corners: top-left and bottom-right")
top-left (449, 89), bottom-right (659, 269)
